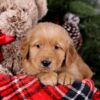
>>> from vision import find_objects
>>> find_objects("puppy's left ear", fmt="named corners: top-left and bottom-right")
top-left (65, 43), bottom-right (77, 67)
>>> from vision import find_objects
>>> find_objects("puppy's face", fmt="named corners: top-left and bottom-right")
top-left (22, 23), bottom-right (71, 74)
top-left (29, 25), bottom-right (68, 72)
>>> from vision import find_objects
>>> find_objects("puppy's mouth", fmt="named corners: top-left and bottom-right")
top-left (40, 67), bottom-right (51, 72)
top-left (40, 65), bottom-right (51, 72)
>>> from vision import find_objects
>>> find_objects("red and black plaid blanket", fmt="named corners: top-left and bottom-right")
top-left (0, 74), bottom-right (100, 100)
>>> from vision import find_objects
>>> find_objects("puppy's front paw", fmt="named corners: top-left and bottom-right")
top-left (58, 72), bottom-right (74, 85)
top-left (38, 72), bottom-right (57, 86)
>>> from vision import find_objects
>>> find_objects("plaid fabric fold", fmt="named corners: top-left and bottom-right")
top-left (62, 80), bottom-right (93, 100)
top-left (0, 74), bottom-right (95, 100)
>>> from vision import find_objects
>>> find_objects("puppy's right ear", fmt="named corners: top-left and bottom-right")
top-left (65, 44), bottom-right (77, 68)
top-left (21, 37), bottom-right (29, 60)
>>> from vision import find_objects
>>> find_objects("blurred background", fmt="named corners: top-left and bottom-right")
top-left (41, 0), bottom-right (100, 88)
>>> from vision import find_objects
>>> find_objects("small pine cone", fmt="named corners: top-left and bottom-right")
top-left (62, 22), bottom-right (82, 50)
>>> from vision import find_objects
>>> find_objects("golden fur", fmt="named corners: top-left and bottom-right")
top-left (21, 22), bottom-right (93, 85)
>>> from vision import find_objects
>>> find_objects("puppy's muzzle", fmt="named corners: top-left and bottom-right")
top-left (41, 60), bottom-right (51, 67)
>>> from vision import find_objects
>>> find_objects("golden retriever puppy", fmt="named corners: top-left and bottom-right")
top-left (21, 22), bottom-right (93, 85)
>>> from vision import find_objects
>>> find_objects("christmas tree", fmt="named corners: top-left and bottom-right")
top-left (42, 0), bottom-right (100, 88)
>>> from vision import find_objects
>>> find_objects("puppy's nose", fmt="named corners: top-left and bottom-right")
top-left (41, 60), bottom-right (51, 67)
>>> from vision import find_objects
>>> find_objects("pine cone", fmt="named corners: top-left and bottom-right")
top-left (63, 22), bottom-right (82, 50)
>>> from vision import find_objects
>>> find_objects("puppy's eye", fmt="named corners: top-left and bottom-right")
top-left (35, 44), bottom-right (41, 48)
top-left (54, 45), bottom-right (60, 50)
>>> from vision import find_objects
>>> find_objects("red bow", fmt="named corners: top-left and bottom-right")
top-left (0, 33), bottom-right (15, 45)
top-left (0, 31), bottom-right (15, 62)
